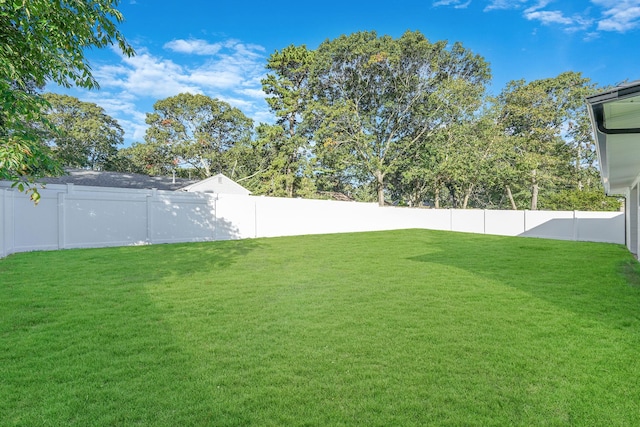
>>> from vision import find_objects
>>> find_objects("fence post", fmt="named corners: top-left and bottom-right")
top-left (57, 191), bottom-right (66, 250)
top-left (213, 195), bottom-right (217, 241)
top-left (573, 210), bottom-right (578, 241)
top-left (146, 189), bottom-right (156, 244)
top-left (483, 209), bottom-right (487, 235)
top-left (254, 199), bottom-right (258, 238)
top-left (1, 189), bottom-right (11, 258)
top-left (449, 208), bottom-right (453, 231)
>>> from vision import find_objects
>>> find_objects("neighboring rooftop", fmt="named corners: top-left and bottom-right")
top-left (180, 173), bottom-right (251, 195)
top-left (38, 169), bottom-right (198, 191)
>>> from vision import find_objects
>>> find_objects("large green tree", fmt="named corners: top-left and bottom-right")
top-left (0, 0), bottom-right (133, 201)
top-left (42, 93), bottom-right (124, 170)
top-left (496, 72), bottom-right (596, 210)
top-left (143, 93), bottom-right (254, 179)
top-left (258, 45), bottom-right (315, 197)
top-left (113, 140), bottom-right (176, 176)
top-left (307, 31), bottom-right (491, 206)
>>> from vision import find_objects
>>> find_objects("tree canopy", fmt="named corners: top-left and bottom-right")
top-left (0, 0), bottom-right (133, 201)
top-left (9, 19), bottom-right (616, 211)
top-left (109, 32), bottom-right (613, 211)
top-left (255, 45), bottom-right (315, 197)
top-left (42, 93), bottom-right (124, 170)
top-left (306, 31), bottom-right (491, 206)
top-left (141, 93), bottom-right (254, 179)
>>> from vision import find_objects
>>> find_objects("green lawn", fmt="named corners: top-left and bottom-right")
top-left (2, 229), bottom-right (640, 426)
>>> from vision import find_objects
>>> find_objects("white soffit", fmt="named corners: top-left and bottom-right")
top-left (606, 134), bottom-right (640, 194)
top-left (586, 81), bottom-right (640, 195)
top-left (603, 94), bottom-right (640, 130)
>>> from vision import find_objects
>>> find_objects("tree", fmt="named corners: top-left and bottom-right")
top-left (42, 93), bottom-right (123, 170)
top-left (539, 189), bottom-right (621, 211)
top-left (307, 31), bottom-right (490, 206)
top-left (388, 92), bottom-right (503, 209)
top-left (0, 83), bottom-right (61, 199)
top-left (144, 93), bottom-right (254, 179)
top-left (249, 123), bottom-right (316, 197)
top-left (112, 141), bottom-right (176, 176)
top-left (0, 0), bottom-right (133, 201)
top-left (496, 72), bottom-right (596, 210)
top-left (258, 45), bottom-right (315, 197)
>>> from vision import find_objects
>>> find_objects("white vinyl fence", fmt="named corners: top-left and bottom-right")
top-left (0, 182), bottom-right (625, 258)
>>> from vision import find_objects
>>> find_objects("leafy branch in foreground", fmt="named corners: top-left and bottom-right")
top-left (0, 0), bottom-right (133, 202)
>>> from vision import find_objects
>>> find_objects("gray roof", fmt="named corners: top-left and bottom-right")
top-left (586, 79), bottom-right (640, 105)
top-left (38, 169), bottom-right (198, 191)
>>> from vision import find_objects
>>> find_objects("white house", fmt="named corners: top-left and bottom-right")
top-left (180, 173), bottom-right (251, 196)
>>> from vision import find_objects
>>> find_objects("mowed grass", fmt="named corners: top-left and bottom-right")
top-left (2, 229), bottom-right (640, 426)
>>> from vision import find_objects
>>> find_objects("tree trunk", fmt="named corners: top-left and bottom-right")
top-left (447, 184), bottom-right (458, 208)
top-left (435, 187), bottom-right (440, 209)
top-left (375, 170), bottom-right (385, 207)
top-left (201, 159), bottom-right (211, 177)
top-left (506, 185), bottom-right (517, 210)
top-left (462, 184), bottom-right (474, 209)
top-left (576, 143), bottom-right (583, 191)
top-left (230, 159), bottom-right (237, 178)
top-left (286, 167), bottom-right (293, 198)
top-left (530, 169), bottom-right (539, 211)
top-left (287, 115), bottom-right (296, 198)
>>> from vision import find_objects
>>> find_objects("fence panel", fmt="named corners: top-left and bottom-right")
top-left (215, 194), bottom-right (257, 239)
top-left (575, 211), bottom-right (625, 244)
top-left (149, 192), bottom-right (215, 243)
top-left (522, 210), bottom-right (575, 240)
top-left (64, 193), bottom-right (148, 248)
top-left (1, 189), bottom-right (12, 258)
top-left (13, 189), bottom-right (59, 252)
top-left (451, 209), bottom-right (485, 234)
top-left (485, 210), bottom-right (525, 236)
top-left (0, 181), bottom-right (627, 258)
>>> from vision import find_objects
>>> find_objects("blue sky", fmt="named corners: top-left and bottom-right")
top-left (51, 0), bottom-right (640, 146)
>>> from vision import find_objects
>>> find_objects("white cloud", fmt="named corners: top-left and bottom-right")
top-left (433, 0), bottom-right (471, 8)
top-left (64, 91), bottom-right (149, 143)
top-left (524, 10), bottom-right (574, 25)
top-left (522, 0), bottom-right (640, 33)
top-left (220, 96), bottom-right (256, 110)
top-left (55, 38), bottom-right (274, 145)
top-left (454, 0), bottom-right (472, 8)
top-left (526, 0), bottom-right (553, 11)
top-left (94, 40), bottom-right (268, 100)
top-left (432, 0), bottom-right (640, 34)
top-left (122, 53), bottom-right (204, 98)
top-left (164, 39), bottom-right (222, 55)
top-left (252, 109), bottom-right (276, 125)
top-left (432, 0), bottom-right (467, 7)
top-left (593, 0), bottom-right (640, 32)
top-left (484, 0), bottom-right (529, 11)
top-left (188, 69), bottom-right (240, 89)
top-left (239, 88), bottom-right (268, 99)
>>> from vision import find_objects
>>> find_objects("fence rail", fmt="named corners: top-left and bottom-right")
top-left (0, 182), bottom-right (625, 259)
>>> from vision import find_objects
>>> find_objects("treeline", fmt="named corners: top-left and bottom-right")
top-left (41, 31), bottom-right (619, 211)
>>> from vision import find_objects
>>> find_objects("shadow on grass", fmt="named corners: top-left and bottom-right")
top-left (0, 237), bottom-right (263, 425)
top-left (108, 236), bottom-right (263, 283)
top-left (407, 232), bottom-right (640, 328)
top-left (620, 259), bottom-right (640, 288)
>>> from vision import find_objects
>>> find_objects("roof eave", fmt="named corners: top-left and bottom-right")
top-left (586, 81), bottom-right (640, 195)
